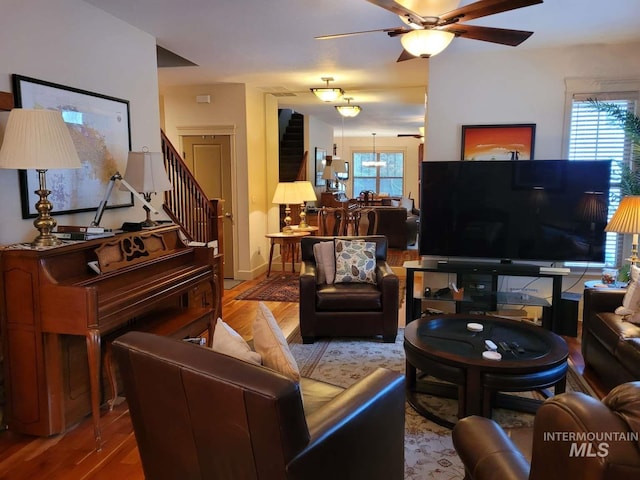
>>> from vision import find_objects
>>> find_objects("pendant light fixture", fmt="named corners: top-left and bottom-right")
top-left (362, 133), bottom-right (385, 167)
top-left (335, 97), bottom-right (362, 118)
top-left (310, 77), bottom-right (344, 102)
top-left (400, 29), bottom-right (455, 58)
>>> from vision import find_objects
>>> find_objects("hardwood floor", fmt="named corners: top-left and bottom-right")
top-left (0, 272), bottom-right (608, 480)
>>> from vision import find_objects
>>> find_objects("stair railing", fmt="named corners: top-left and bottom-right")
top-left (161, 131), bottom-right (223, 250)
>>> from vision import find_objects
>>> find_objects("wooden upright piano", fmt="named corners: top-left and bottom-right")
top-left (0, 224), bottom-right (222, 447)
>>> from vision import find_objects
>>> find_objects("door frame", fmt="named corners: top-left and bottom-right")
top-left (176, 124), bottom-right (238, 278)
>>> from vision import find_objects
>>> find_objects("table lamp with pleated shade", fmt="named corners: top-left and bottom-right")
top-left (605, 195), bottom-right (640, 265)
top-left (0, 109), bottom-right (81, 246)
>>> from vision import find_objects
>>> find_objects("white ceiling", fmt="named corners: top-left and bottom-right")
top-left (84, 0), bottom-right (640, 137)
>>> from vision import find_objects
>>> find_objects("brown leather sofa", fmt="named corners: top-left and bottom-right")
top-left (113, 331), bottom-right (406, 480)
top-left (370, 206), bottom-right (419, 249)
top-left (299, 235), bottom-right (399, 344)
top-left (452, 381), bottom-right (640, 480)
top-left (582, 288), bottom-right (640, 390)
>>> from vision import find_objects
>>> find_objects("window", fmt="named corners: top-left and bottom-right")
top-left (567, 93), bottom-right (637, 267)
top-left (352, 150), bottom-right (404, 196)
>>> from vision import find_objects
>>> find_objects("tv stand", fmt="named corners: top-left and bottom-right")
top-left (406, 260), bottom-right (573, 336)
top-left (436, 260), bottom-right (541, 275)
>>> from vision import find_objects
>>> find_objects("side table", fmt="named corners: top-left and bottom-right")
top-left (265, 231), bottom-right (310, 277)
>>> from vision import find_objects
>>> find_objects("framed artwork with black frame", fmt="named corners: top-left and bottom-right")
top-left (13, 74), bottom-right (133, 219)
top-left (314, 147), bottom-right (327, 187)
top-left (461, 123), bottom-right (536, 161)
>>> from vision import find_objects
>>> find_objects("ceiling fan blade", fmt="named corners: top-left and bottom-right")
top-left (396, 49), bottom-right (418, 62)
top-left (398, 134), bottom-right (423, 138)
top-left (316, 27), bottom-right (406, 40)
top-left (442, 24), bottom-right (533, 46)
top-left (439, 0), bottom-right (543, 24)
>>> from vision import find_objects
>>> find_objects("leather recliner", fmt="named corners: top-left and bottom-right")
top-left (299, 235), bottom-right (399, 344)
top-left (452, 381), bottom-right (640, 480)
top-left (113, 331), bottom-right (406, 480)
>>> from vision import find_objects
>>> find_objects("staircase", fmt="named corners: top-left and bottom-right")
top-left (278, 110), bottom-right (305, 181)
top-left (161, 131), bottom-right (223, 248)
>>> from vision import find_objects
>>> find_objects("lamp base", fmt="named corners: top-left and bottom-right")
top-left (141, 205), bottom-right (159, 228)
top-left (282, 206), bottom-right (293, 234)
top-left (32, 170), bottom-right (61, 247)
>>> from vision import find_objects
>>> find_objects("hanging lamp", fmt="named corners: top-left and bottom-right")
top-left (335, 97), bottom-right (362, 117)
top-left (362, 133), bottom-right (385, 167)
top-left (310, 77), bottom-right (344, 102)
top-left (400, 29), bottom-right (455, 58)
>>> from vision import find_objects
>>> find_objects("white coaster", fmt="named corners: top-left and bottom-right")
top-left (467, 322), bottom-right (483, 332)
top-left (482, 350), bottom-right (502, 361)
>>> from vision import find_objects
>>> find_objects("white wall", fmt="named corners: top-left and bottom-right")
top-left (426, 41), bottom-right (640, 161)
top-left (306, 116), bottom-right (334, 200)
top-left (0, 0), bottom-right (161, 245)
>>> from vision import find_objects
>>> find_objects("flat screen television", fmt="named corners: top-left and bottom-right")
top-left (419, 160), bottom-right (612, 263)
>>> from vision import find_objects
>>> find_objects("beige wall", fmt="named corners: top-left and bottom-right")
top-left (0, 0), bottom-right (161, 245)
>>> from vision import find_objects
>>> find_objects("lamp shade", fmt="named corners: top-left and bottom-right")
top-left (294, 180), bottom-right (317, 202)
top-left (321, 165), bottom-right (334, 180)
top-left (272, 182), bottom-right (301, 205)
top-left (605, 196), bottom-right (640, 233)
top-left (122, 150), bottom-right (172, 193)
top-left (332, 160), bottom-right (347, 174)
top-left (400, 29), bottom-right (455, 58)
top-left (310, 77), bottom-right (344, 102)
top-left (0, 109), bottom-right (81, 170)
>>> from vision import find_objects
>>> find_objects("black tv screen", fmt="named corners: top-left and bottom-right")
top-left (419, 160), bottom-right (612, 263)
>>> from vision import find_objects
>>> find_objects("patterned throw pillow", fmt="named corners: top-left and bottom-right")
top-left (334, 239), bottom-right (377, 284)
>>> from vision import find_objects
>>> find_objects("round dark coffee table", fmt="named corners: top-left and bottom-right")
top-left (404, 314), bottom-right (569, 428)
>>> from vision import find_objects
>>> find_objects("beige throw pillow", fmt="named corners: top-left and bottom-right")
top-left (617, 265), bottom-right (640, 319)
top-left (211, 318), bottom-right (262, 365)
top-left (253, 302), bottom-right (301, 382)
top-left (313, 240), bottom-right (335, 284)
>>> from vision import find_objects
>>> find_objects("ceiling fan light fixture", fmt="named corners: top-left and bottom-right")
top-left (310, 76), bottom-right (344, 102)
top-left (335, 97), bottom-right (362, 117)
top-left (400, 29), bottom-right (455, 58)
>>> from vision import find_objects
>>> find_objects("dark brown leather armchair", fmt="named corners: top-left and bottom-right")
top-left (113, 331), bottom-right (405, 480)
top-left (299, 235), bottom-right (399, 344)
top-left (452, 382), bottom-right (640, 480)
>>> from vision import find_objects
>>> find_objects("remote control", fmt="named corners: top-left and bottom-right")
top-left (511, 342), bottom-right (525, 354)
top-left (498, 341), bottom-right (511, 352)
top-left (484, 339), bottom-right (498, 351)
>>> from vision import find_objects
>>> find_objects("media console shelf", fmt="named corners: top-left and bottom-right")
top-left (404, 260), bottom-right (573, 336)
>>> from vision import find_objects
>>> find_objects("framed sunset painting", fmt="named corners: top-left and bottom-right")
top-left (461, 124), bottom-right (536, 160)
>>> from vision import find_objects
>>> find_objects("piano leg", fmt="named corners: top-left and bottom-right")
top-left (86, 329), bottom-right (103, 451)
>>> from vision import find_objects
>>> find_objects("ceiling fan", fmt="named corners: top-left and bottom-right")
top-left (316, 0), bottom-right (543, 61)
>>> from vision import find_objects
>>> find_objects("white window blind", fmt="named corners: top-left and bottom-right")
top-left (568, 93), bottom-right (637, 267)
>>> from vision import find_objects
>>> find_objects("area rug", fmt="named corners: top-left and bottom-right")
top-left (288, 330), bottom-right (594, 480)
top-left (235, 273), bottom-right (406, 305)
top-left (235, 273), bottom-right (299, 302)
